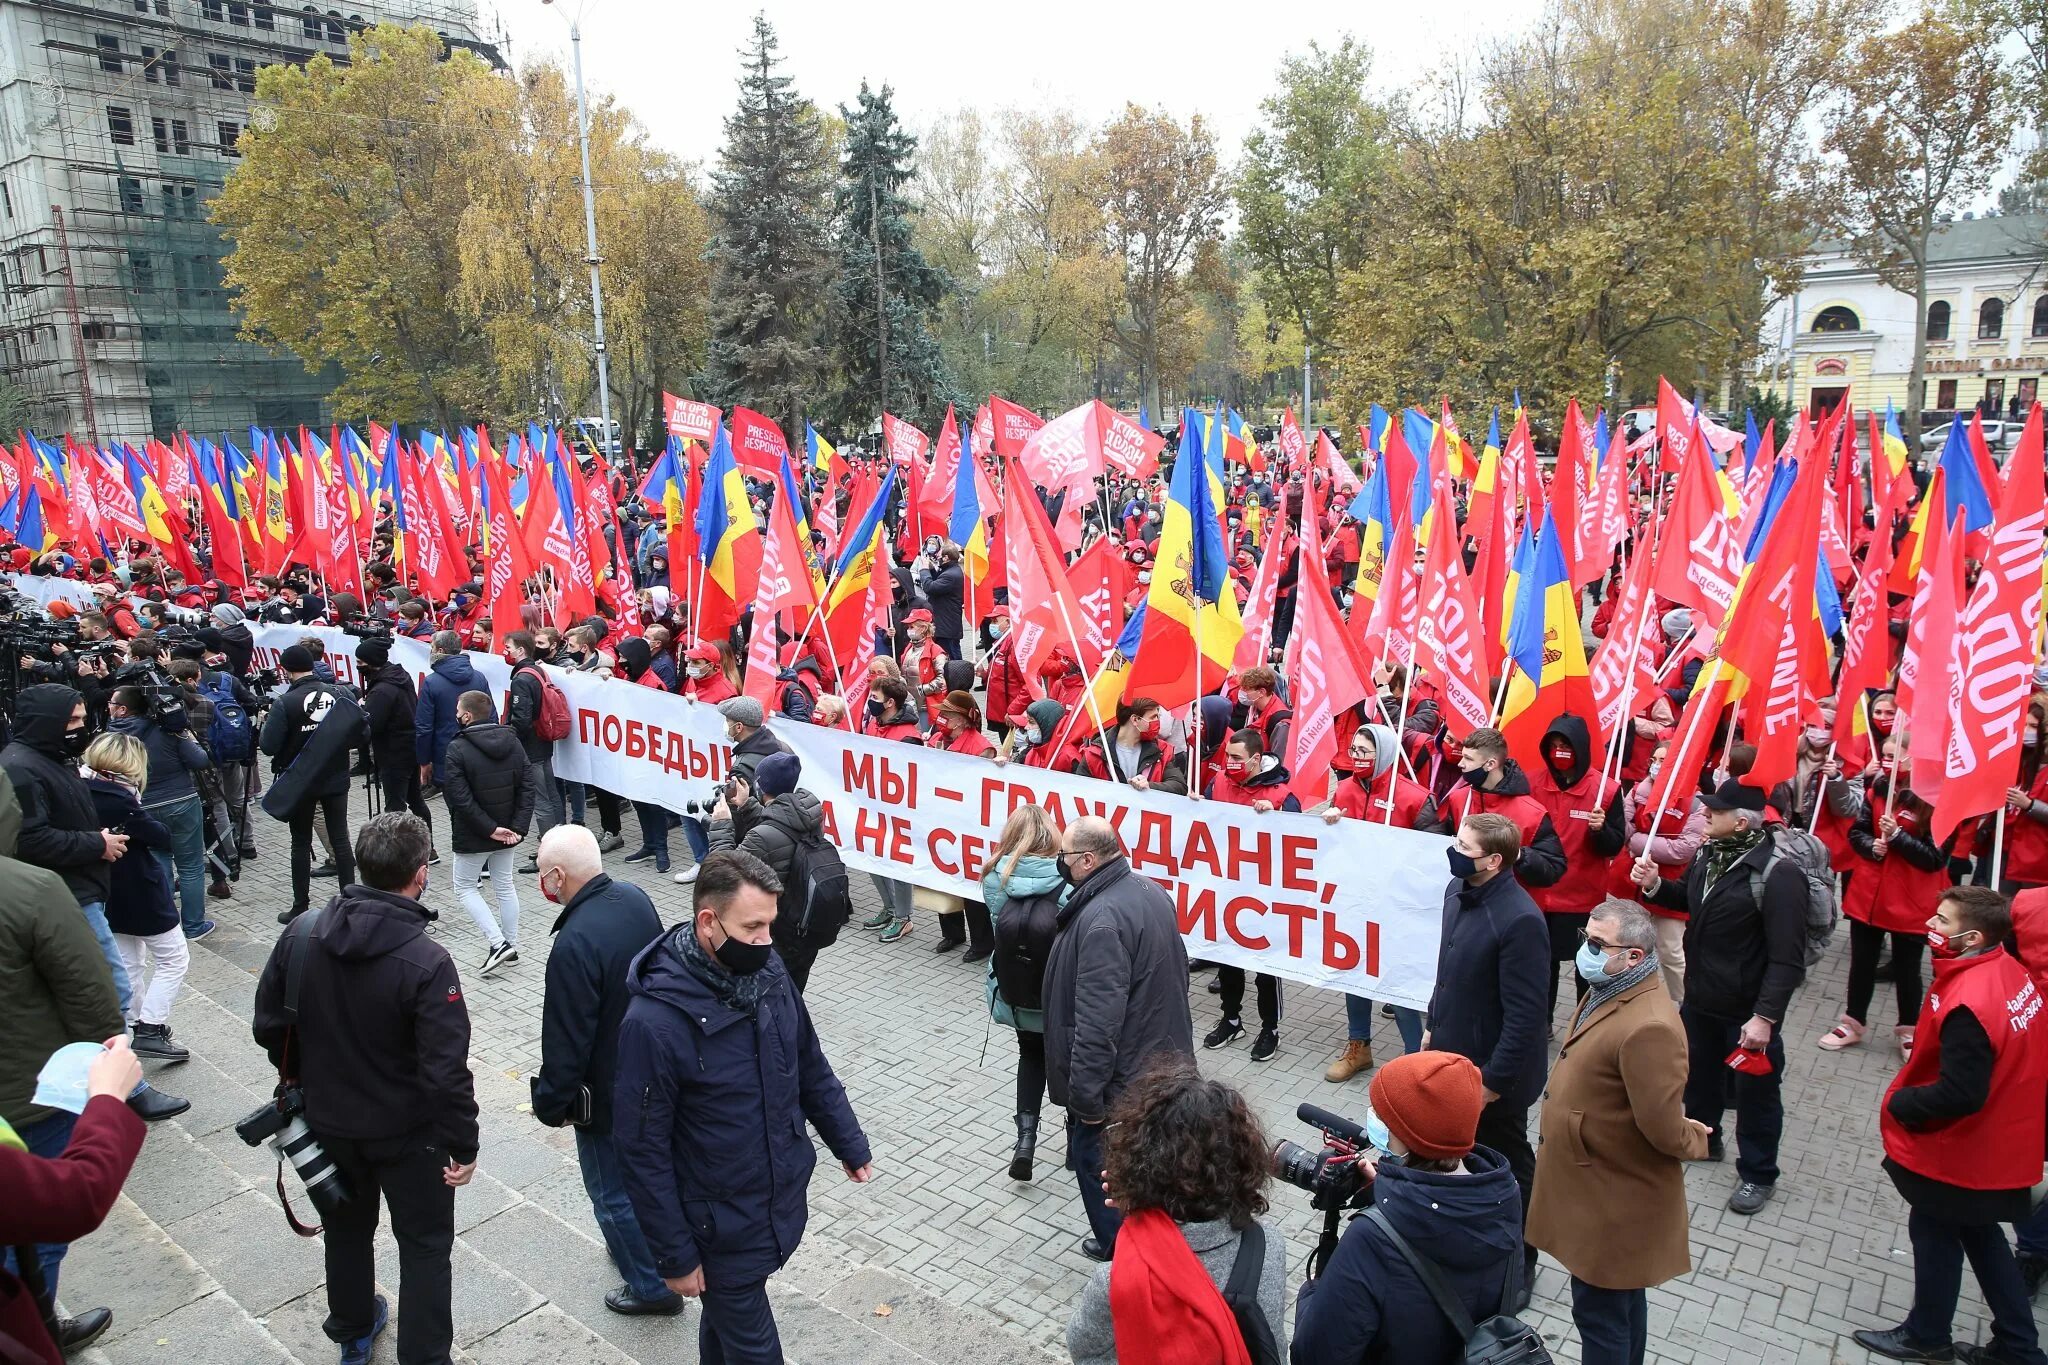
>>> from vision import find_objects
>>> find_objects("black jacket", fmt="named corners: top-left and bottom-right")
top-left (709, 790), bottom-right (830, 949)
top-left (1426, 870), bottom-right (1551, 1110)
top-left (362, 662), bottom-right (419, 772)
top-left (920, 561), bottom-right (965, 640)
top-left (216, 620), bottom-right (254, 678)
top-left (251, 885), bottom-right (480, 1162)
top-left (442, 722), bottom-right (537, 855)
top-left (1648, 834), bottom-right (1809, 1023)
top-left (1041, 856), bottom-right (1195, 1123)
top-left (532, 874), bottom-right (663, 1135)
top-left (257, 675), bottom-right (355, 801)
top-left (729, 726), bottom-right (790, 789)
top-left (613, 928), bottom-right (870, 1287)
top-left (0, 684), bottom-right (110, 907)
top-left (86, 778), bottom-right (175, 937)
top-left (109, 715), bottom-right (210, 808)
top-left (506, 663), bottom-right (553, 765)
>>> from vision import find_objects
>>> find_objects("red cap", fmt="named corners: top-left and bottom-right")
top-left (905, 609), bottom-right (934, 625)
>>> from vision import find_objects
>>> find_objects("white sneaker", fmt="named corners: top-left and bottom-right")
top-left (674, 866), bottom-right (700, 885)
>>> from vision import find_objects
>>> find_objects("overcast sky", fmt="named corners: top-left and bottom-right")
top-left (504, 0), bottom-right (1536, 173)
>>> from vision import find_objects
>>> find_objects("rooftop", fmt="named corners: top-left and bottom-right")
top-left (1811, 211), bottom-right (2048, 269)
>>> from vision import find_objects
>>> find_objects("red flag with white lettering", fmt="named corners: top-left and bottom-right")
top-left (729, 407), bottom-right (791, 477)
top-left (1414, 478), bottom-right (1492, 739)
top-left (1001, 453), bottom-right (1100, 683)
top-left (1906, 507), bottom-right (1967, 809)
top-left (1068, 537), bottom-right (1124, 669)
top-left (663, 392), bottom-right (720, 444)
top-left (1587, 530), bottom-right (1658, 743)
top-left (1285, 507), bottom-right (1372, 807)
top-left (1651, 420), bottom-right (1742, 629)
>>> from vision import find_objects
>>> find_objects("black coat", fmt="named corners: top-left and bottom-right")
top-left (505, 663), bottom-right (553, 765)
top-left (251, 885), bottom-right (480, 1162)
top-left (362, 663), bottom-right (419, 772)
top-left (416, 654), bottom-right (488, 781)
top-left (709, 790), bottom-right (830, 950)
top-left (921, 561), bottom-right (965, 640)
top-left (257, 676), bottom-right (355, 802)
top-left (1041, 856), bottom-right (1195, 1123)
top-left (1647, 835), bottom-right (1808, 1023)
top-left (441, 722), bottom-right (537, 855)
top-left (109, 715), bottom-right (210, 808)
top-left (613, 928), bottom-right (870, 1288)
top-left (532, 874), bottom-right (663, 1135)
top-left (1427, 870), bottom-right (1551, 1110)
top-left (216, 621), bottom-right (254, 678)
top-left (86, 778), bottom-right (176, 937)
top-left (729, 726), bottom-right (790, 789)
top-left (0, 684), bottom-right (110, 907)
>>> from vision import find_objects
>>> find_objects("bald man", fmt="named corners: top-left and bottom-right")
top-left (1040, 814), bottom-right (1194, 1260)
top-left (529, 826), bottom-right (678, 1317)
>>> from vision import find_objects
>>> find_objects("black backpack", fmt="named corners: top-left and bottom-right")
top-left (1365, 1207), bottom-right (1553, 1365)
top-left (781, 829), bottom-right (851, 946)
top-left (1221, 1221), bottom-right (1282, 1365)
top-left (991, 887), bottom-right (1063, 1014)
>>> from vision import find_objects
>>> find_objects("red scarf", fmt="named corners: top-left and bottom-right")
top-left (1108, 1210), bottom-right (1253, 1365)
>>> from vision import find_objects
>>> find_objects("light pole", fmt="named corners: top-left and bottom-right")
top-left (543, 0), bottom-right (614, 459)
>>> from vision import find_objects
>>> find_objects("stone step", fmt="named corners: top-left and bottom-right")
top-left (59, 927), bottom-right (1057, 1365)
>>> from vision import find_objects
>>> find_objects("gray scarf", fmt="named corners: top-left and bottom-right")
top-left (1583, 950), bottom-right (1662, 1017)
top-left (673, 922), bottom-right (771, 1016)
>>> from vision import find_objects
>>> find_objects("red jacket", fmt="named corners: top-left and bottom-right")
top-left (864, 711), bottom-right (924, 745)
top-left (1205, 760), bottom-right (1301, 811)
top-left (984, 634), bottom-right (1030, 727)
top-left (1844, 793), bottom-right (1955, 935)
top-left (1881, 948), bottom-right (2048, 1190)
top-left (683, 670), bottom-right (738, 705)
top-left (2004, 763), bottom-right (2048, 888)
top-left (1330, 769), bottom-right (1426, 828)
top-left (1528, 763), bottom-right (1624, 914)
top-left (0, 1095), bottom-right (145, 1365)
top-left (939, 726), bottom-right (995, 758)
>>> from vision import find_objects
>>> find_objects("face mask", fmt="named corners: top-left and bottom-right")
top-left (1575, 940), bottom-right (1614, 981)
top-left (63, 728), bottom-right (89, 757)
top-left (1646, 760), bottom-right (1663, 780)
top-left (1927, 928), bottom-right (1972, 960)
top-left (1711, 766), bottom-right (1732, 788)
top-left (1447, 846), bottom-right (1482, 879)
top-left (1547, 745), bottom-right (1574, 769)
top-left (1458, 761), bottom-right (1489, 784)
top-left (687, 665), bottom-right (711, 680)
top-left (1348, 751), bottom-right (1374, 773)
top-left (2035, 666), bottom-right (2048, 691)
top-left (990, 623), bottom-right (1007, 639)
top-left (1138, 717), bottom-right (1163, 741)
top-left (1055, 851), bottom-right (1084, 885)
top-left (2028, 728), bottom-right (2041, 748)
top-left (1364, 1110), bottom-right (1392, 1152)
top-left (1137, 572), bottom-right (1152, 584)
top-left (1804, 726), bottom-right (1829, 747)
top-left (1025, 726), bottom-right (1044, 747)
top-left (909, 629), bottom-right (928, 643)
top-left (711, 916), bottom-right (773, 975)
top-left (540, 871), bottom-right (564, 904)
top-left (1872, 713), bottom-right (1895, 736)
top-left (867, 698), bottom-right (887, 718)
top-left (1223, 758), bottom-right (1250, 779)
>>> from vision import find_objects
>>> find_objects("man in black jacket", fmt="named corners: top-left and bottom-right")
top-left (258, 644), bottom-right (358, 924)
top-left (529, 825), bottom-right (678, 1318)
top-left (442, 691), bottom-right (536, 978)
top-left (1634, 778), bottom-right (1807, 1216)
top-left (356, 638), bottom-right (434, 839)
top-left (1426, 810), bottom-right (1550, 1307)
top-left (252, 812), bottom-right (477, 1365)
top-left (916, 543), bottom-right (966, 659)
top-left (707, 752), bottom-right (834, 991)
top-left (503, 631), bottom-right (565, 873)
top-left (1041, 816), bottom-right (1194, 1261)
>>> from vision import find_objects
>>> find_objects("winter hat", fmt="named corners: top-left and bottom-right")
top-left (355, 639), bottom-right (390, 669)
top-left (278, 644), bottom-right (316, 675)
top-left (1024, 698), bottom-right (1065, 737)
top-left (754, 752), bottom-right (802, 798)
top-left (939, 689), bottom-right (979, 722)
top-left (210, 603), bottom-right (246, 626)
top-left (1367, 1051), bottom-right (1484, 1161)
top-left (718, 696), bottom-right (766, 728)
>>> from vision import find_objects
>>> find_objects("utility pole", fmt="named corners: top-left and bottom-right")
top-left (871, 175), bottom-right (887, 424)
top-left (548, 1), bottom-right (614, 461)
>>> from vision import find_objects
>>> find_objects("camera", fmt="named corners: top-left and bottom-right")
top-left (681, 777), bottom-right (739, 817)
top-left (1274, 1103), bottom-right (1378, 1281)
top-left (235, 1087), bottom-right (351, 1217)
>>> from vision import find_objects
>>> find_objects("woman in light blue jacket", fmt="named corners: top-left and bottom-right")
top-left (983, 804), bottom-right (1066, 1183)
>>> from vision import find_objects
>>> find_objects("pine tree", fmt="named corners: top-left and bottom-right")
top-left (829, 81), bottom-right (952, 434)
top-left (701, 15), bottom-right (835, 440)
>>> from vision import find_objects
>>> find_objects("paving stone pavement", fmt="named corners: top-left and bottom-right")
top-left (59, 777), bottom-right (2048, 1363)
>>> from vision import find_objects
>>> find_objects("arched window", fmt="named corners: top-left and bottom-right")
top-left (1811, 305), bottom-right (1860, 333)
top-left (1927, 300), bottom-right (1951, 341)
top-left (2032, 296), bottom-right (2048, 338)
top-left (1979, 297), bottom-right (2004, 339)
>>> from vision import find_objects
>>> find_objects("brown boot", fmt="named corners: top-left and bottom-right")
top-left (1323, 1040), bottom-right (1375, 1083)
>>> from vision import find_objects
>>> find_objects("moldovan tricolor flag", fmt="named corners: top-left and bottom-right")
top-left (821, 464), bottom-right (898, 678)
top-left (694, 423), bottom-right (760, 642)
top-left (1498, 508), bottom-right (1599, 771)
top-left (1121, 422), bottom-right (1243, 709)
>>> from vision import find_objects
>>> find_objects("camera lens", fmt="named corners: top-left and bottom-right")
top-left (272, 1115), bottom-right (351, 1211)
top-left (1270, 1139), bottom-right (1327, 1192)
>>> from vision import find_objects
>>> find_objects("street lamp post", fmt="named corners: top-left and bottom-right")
top-left (544, 0), bottom-right (614, 460)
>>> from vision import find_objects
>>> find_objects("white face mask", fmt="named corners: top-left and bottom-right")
top-left (1804, 726), bottom-right (1829, 747)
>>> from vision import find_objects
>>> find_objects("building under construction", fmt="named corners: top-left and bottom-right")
top-left (0, 0), bottom-right (505, 446)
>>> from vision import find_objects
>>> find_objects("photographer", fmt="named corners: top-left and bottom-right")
top-left (108, 684), bottom-right (212, 940)
top-left (1291, 1053), bottom-right (1523, 1365)
top-left (706, 753), bottom-right (839, 993)
top-left (259, 644), bottom-right (360, 926)
top-left (194, 636), bottom-right (261, 861)
top-left (251, 813), bottom-right (477, 1365)
top-left (207, 603), bottom-right (255, 676)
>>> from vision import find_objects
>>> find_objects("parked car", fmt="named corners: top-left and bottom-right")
top-left (1919, 418), bottom-right (2016, 453)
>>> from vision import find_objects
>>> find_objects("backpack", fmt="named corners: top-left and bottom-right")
top-left (781, 829), bottom-right (852, 946)
top-left (1365, 1208), bottom-right (1553, 1365)
top-left (519, 664), bottom-right (572, 743)
top-left (1748, 825), bottom-right (1839, 966)
top-left (991, 887), bottom-right (1063, 1014)
top-left (1221, 1221), bottom-right (1283, 1365)
top-left (203, 673), bottom-right (254, 763)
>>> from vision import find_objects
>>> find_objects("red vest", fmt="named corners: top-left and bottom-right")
top-left (1604, 795), bottom-right (1694, 913)
top-left (1529, 767), bottom-right (1620, 914)
top-left (684, 671), bottom-right (738, 705)
top-left (1881, 949), bottom-right (2048, 1190)
top-left (1454, 781), bottom-right (1550, 853)
top-left (2005, 764), bottom-right (2048, 888)
top-left (1331, 770), bottom-right (1426, 829)
top-left (940, 726), bottom-right (994, 758)
top-left (1844, 802), bottom-right (1952, 936)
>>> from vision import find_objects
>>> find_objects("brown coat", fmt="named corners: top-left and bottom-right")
top-left (1526, 973), bottom-right (1706, 1290)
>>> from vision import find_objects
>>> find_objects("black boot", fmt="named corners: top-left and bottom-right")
top-left (131, 1022), bottom-right (189, 1063)
top-left (962, 903), bottom-right (995, 964)
top-left (1010, 1113), bottom-right (1039, 1181)
top-left (932, 911), bottom-right (966, 953)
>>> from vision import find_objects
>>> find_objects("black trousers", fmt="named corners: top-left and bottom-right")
top-left (1015, 1029), bottom-right (1046, 1116)
top-left (319, 1131), bottom-right (456, 1365)
top-left (376, 763), bottom-right (433, 829)
top-left (1904, 1206), bottom-right (2047, 1362)
top-left (1846, 919), bottom-right (1926, 1027)
top-left (1681, 1006), bottom-right (1785, 1186)
top-left (776, 940), bottom-right (819, 994)
top-left (698, 1276), bottom-right (781, 1364)
top-left (1217, 967), bottom-right (1281, 1030)
top-left (289, 793), bottom-right (354, 915)
top-left (1546, 911), bottom-right (1592, 1019)
top-left (591, 785), bottom-right (623, 837)
top-left (1474, 1098), bottom-right (1535, 1237)
top-left (1572, 1278), bottom-right (1648, 1365)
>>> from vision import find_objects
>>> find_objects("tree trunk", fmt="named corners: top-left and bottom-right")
top-left (1906, 252), bottom-right (1930, 451)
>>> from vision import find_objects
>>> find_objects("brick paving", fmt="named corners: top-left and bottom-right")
top-left (141, 774), bottom-right (2045, 1363)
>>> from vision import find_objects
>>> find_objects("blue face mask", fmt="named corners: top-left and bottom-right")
top-left (1365, 1109), bottom-right (1392, 1152)
top-left (1575, 940), bottom-right (1614, 982)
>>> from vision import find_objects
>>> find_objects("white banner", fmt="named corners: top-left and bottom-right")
top-left (250, 624), bottom-right (1449, 1007)
top-left (3, 573), bottom-right (100, 610)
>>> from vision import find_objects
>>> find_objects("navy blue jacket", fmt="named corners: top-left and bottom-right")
top-left (613, 927), bottom-right (870, 1287)
top-left (1291, 1147), bottom-right (1524, 1365)
top-left (109, 715), bottom-right (210, 808)
top-left (1426, 869), bottom-right (1551, 1110)
top-left (532, 874), bottom-right (663, 1135)
top-left (415, 654), bottom-right (490, 780)
top-left (87, 778), bottom-right (176, 937)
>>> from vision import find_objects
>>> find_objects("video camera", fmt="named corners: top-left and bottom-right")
top-left (1272, 1103), bottom-right (1379, 1281)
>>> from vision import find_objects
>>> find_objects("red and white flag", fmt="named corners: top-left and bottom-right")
top-left (1285, 509), bottom-right (1371, 806)
top-left (1414, 478), bottom-right (1492, 738)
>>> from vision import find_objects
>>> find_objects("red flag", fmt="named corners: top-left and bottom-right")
top-left (1234, 517), bottom-right (1292, 672)
top-left (1355, 514), bottom-right (1418, 672)
top-left (1552, 399), bottom-right (1590, 585)
top-left (1652, 420), bottom-right (1743, 628)
top-left (662, 393), bottom-right (721, 444)
top-left (1001, 453), bottom-right (1102, 685)
top-left (396, 444), bottom-right (461, 598)
top-left (1934, 405), bottom-right (2047, 841)
top-left (1905, 509), bottom-right (1967, 808)
top-left (882, 413), bottom-right (931, 471)
top-left (839, 544), bottom-right (895, 720)
top-left (1471, 476), bottom-right (1512, 678)
top-left (1831, 459), bottom-right (1905, 767)
top-left (1654, 376), bottom-right (1694, 475)
top-left (918, 406), bottom-right (963, 529)
top-left (1722, 442), bottom-right (1827, 790)
top-left (729, 407), bottom-right (791, 477)
top-left (986, 396), bottom-right (1045, 461)
top-left (1285, 508), bottom-right (1372, 805)
top-left (1579, 427), bottom-right (1630, 588)
top-left (1015, 400), bottom-right (1165, 552)
top-left (1278, 406), bottom-right (1308, 478)
top-left (741, 477), bottom-right (815, 707)
top-left (479, 447), bottom-right (534, 646)
top-left (1643, 662), bottom-right (1732, 823)
top-left (1587, 533), bottom-right (1659, 744)
top-left (1414, 480), bottom-right (1492, 738)
top-left (1896, 486), bottom-right (1955, 721)
top-left (1069, 537), bottom-right (1126, 668)
top-left (1504, 408), bottom-right (1544, 533)
top-left (86, 447), bottom-right (148, 543)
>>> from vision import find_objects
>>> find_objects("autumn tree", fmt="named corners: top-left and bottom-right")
top-left (702, 14), bottom-right (836, 441)
top-left (213, 24), bottom-right (510, 427)
top-left (1825, 7), bottom-right (2009, 442)
top-left (1095, 105), bottom-right (1227, 421)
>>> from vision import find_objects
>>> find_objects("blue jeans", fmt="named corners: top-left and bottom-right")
top-left (148, 794), bottom-right (207, 934)
top-left (1, 1110), bottom-right (79, 1295)
top-left (574, 1128), bottom-right (671, 1302)
top-left (681, 816), bottom-right (709, 863)
top-left (2016, 1200), bottom-right (2048, 1260)
top-left (1344, 995), bottom-right (1425, 1054)
top-left (79, 900), bottom-right (133, 1016)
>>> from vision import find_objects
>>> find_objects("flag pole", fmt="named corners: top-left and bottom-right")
top-left (1379, 668), bottom-right (1414, 823)
top-left (1643, 656), bottom-right (1724, 839)
top-left (1993, 805), bottom-right (2009, 888)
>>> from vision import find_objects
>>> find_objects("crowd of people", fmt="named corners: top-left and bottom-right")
top-left (0, 414), bottom-right (2045, 1365)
